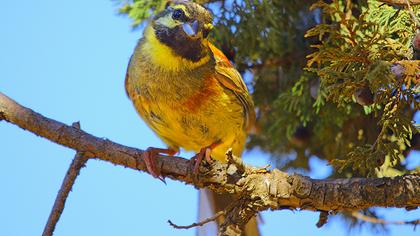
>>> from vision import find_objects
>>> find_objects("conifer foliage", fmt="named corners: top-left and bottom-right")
top-left (118, 0), bottom-right (419, 228)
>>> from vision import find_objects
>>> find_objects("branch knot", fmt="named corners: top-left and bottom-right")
top-left (288, 174), bottom-right (312, 198)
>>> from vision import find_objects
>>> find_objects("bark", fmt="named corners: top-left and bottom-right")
top-left (1, 92), bottom-right (419, 235)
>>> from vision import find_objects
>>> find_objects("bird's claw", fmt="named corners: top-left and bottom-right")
top-left (139, 147), bottom-right (177, 184)
top-left (189, 141), bottom-right (222, 179)
top-left (190, 146), bottom-right (214, 180)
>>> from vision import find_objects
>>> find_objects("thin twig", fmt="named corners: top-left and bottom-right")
top-left (168, 211), bottom-right (225, 229)
top-left (42, 122), bottom-right (91, 236)
top-left (379, 0), bottom-right (420, 6)
top-left (351, 211), bottom-right (420, 226)
top-left (405, 0), bottom-right (420, 28)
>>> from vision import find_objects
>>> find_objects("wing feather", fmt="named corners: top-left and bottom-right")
top-left (208, 43), bottom-right (256, 131)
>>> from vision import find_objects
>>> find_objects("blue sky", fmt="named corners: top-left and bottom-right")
top-left (0, 1), bottom-right (418, 235)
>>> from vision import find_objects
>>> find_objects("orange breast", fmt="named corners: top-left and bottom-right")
top-left (182, 76), bottom-right (220, 113)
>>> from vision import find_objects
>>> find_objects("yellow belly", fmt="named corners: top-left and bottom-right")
top-left (126, 35), bottom-right (248, 161)
top-left (128, 77), bottom-right (247, 162)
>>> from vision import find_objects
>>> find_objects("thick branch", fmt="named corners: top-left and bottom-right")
top-left (1, 92), bottom-right (419, 228)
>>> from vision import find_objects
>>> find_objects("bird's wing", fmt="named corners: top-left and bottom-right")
top-left (208, 42), bottom-right (256, 131)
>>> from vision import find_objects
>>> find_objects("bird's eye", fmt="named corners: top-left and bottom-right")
top-left (172, 9), bottom-right (185, 20)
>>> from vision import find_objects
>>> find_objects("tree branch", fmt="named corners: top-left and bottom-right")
top-left (1, 91), bottom-right (419, 233)
top-left (218, 197), bottom-right (259, 236)
top-left (404, 0), bottom-right (420, 28)
top-left (42, 152), bottom-right (89, 236)
top-left (42, 122), bottom-right (90, 236)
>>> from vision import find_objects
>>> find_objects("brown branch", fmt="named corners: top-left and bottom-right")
top-left (219, 197), bottom-right (258, 236)
top-left (378, 0), bottom-right (420, 6)
top-left (404, 0), bottom-right (420, 28)
top-left (42, 122), bottom-right (90, 236)
top-left (168, 211), bottom-right (225, 229)
top-left (351, 211), bottom-right (420, 226)
top-left (1, 91), bottom-right (420, 232)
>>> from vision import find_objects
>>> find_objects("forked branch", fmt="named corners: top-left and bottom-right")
top-left (42, 122), bottom-right (91, 236)
top-left (1, 92), bottom-right (419, 235)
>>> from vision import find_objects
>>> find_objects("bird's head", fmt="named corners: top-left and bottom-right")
top-left (149, 0), bottom-right (214, 62)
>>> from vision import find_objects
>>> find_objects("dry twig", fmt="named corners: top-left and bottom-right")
top-left (168, 211), bottom-right (225, 229)
top-left (404, 0), bottom-right (420, 28)
top-left (379, 0), bottom-right (420, 6)
top-left (351, 211), bottom-right (420, 226)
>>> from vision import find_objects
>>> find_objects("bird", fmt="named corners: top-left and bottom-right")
top-left (125, 0), bottom-right (255, 178)
top-left (125, 1), bottom-right (258, 234)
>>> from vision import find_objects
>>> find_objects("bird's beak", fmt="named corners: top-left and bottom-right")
top-left (182, 20), bottom-right (199, 37)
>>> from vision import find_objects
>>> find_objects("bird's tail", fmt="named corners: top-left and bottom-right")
top-left (197, 189), bottom-right (260, 236)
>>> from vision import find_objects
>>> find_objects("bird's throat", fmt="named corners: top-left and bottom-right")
top-left (142, 26), bottom-right (210, 72)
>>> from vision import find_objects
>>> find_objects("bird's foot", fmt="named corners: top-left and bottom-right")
top-left (190, 141), bottom-right (221, 176)
top-left (191, 147), bottom-right (213, 175)
top-left (140, 147), bottom-right (177, 184)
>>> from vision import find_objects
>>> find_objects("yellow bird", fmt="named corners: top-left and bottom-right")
top-left (125, 0), bottom-right (255, 177)
top-left (125, 1), bottom-right (259, 234)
